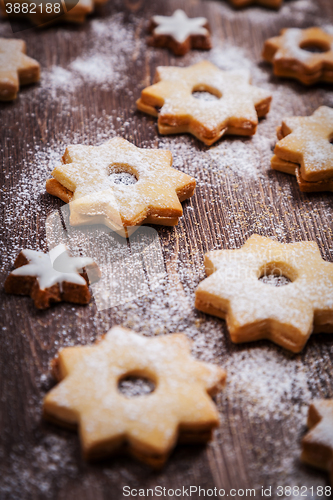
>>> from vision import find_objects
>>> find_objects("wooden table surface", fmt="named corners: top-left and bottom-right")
top-left (1, 0), bottom-right (333, 498)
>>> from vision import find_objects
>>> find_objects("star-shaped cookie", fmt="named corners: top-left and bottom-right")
top-left (230, 0), bottom-right (282, 8)
top-left (43, 326), bottom-right (226, 467)
top-left (136, 61), bottom-right (272, 146)
top-left (46, 137), bottom-right (196, 237)
top-left (5, 244), bottom-right (100, 309)
top-left (272, 106), bottom-right (333, 184)
top-left (302, 400), bottom-right (333, 481)
top-left (148, 9), bottom-right (212, 56)
top-left (195, 234), bottom-right (333, 353)
top-left (262, 27), bottom-right (333, 85)
top-left (0, 38), bottom-right (40, 101)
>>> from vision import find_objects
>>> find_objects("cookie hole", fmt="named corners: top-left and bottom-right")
top-left (108, 163), bottom-right (138, 185)
top-left (259, 273), bottom-right (291, 287)
top-left (118, 375), bottom-right (155, 398)
top-left (258, 261), bottom-right (297, 286)
top-left (192, 85), bottom-right (222, 102)
top-left (300, 41), bottom-right (330, 53)
top-left (109, 172), bottom-right (137, 185)
top-left (192, 91), bottom-right (220, 102)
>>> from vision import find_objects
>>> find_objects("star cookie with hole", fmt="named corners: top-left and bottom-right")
top-left (262, 27), bottom-right (333, 85)
top-left (271, 106), bottom-right (333, 191)
top-left (301, 400), bottom-right (333, 483)
top-left (46, 137), bottom-right (196, 237)
top-left (5, 244), bottom-right (100, 309)
top-left (229, 0), bottom-right (282, 8)
top-left (0, 38), bottom-right (40, 101)
top-left (43, 326), bottom-right (226, 468)
top-left (148, 9), bottom-right (212, 56)
top-left (195, 234), bottom-right (333, 353)
top-left (136, 61), bottom-right (272, 146)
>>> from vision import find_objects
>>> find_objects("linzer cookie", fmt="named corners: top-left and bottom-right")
top-left (271, 106), bottom-right (333, 192)
top-left (262, 27), bottom-right (333, 85)
top-left (0, 0), bottom-right (109, 25)
top-left (46, 137), bottom-right (196, 237)
top-left (0, 38), bottom-right (40, 101)
top-left (195, 234), bottom-right (333, 353)
top-left (148, 9), bottom-right (211, 56)
top-left (43, 326), bottom-right (226, 468)
top-left (229, 0), bottom-right (282, 7)
top-left (136, 61), bottom-right (272, 146)
top-left (4, 244), bottom-right (100, 309)
top-left (302, 400), bottom-right (333, 483)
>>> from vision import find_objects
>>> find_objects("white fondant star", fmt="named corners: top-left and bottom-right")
top-left (152, 9), bottom-right (209, 44)
top-left (12, 244), bottom-right (94, 290)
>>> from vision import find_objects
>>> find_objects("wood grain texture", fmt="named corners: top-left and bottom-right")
top-left (1, 0), bottom-right (333, 498)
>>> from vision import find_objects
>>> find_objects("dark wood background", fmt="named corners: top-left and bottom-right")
top-left (1, 0), bottom-right (333, 498)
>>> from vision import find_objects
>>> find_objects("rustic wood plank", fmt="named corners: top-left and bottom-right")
top-left (1, 0), bottom-right (333, 498)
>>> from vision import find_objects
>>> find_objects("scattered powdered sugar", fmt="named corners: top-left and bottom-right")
top-left (223, 347), bottom-right (311, 420)
top-left (0, 112), bottom-right (118, 271)
top-left (40, 13), bottom-right (142, 96)
top-left (202, 43), bottom-right (266, 84)
top-left (68, 53), bottom-right (123, 91)
top-left (41, 66), bottom-right (74, 95)
top-left (208, 135), bottom-right (263, 178)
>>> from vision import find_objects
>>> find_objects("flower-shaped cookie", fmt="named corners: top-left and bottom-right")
top-left (148, 9), bottom-right (211, 56)
top-left (46, 137), bottom-right (196, 237)
top-left (195, 234), bottom-right (333, 353)
top-left (4, 244), bottom-right (100, 309)
top-left (0, 38), bottom-right (40, 101)
top-left (230, 0), bottom-right (282, 8)
top-left (43, 326), bottom-right (226, 467)
top-left (263, 27), bottom-right (333, 85)
top-left (136, 61), bottom-right (272, 146)
top-left (272, 106), bottom-right (333, 185)
top-left (302, 400), bottom-right (333, 482)
top-left (0, 0), bottom-right (108, 24)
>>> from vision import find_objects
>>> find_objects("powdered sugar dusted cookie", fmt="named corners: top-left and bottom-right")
top-left (271, 107), bottom-right (333, 191)
top-left (46, 137), bottom-right (196, 237)
top-left (302, 400), bottom-right (333, 482)
top-left (148, 9), bottom-right (211, 56)
top-left (136, 61), bottom-right (272, 146)
top-left (262, 27), bottom-right (333, 85)
top-left (5, 244), bottom-right (100, 309)
top-left (0, 38), bottom-right (40, 101)
top-left (195, 234), bottom-right (333, 353)
top-left (43, 326), bottom-right (226, 468)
